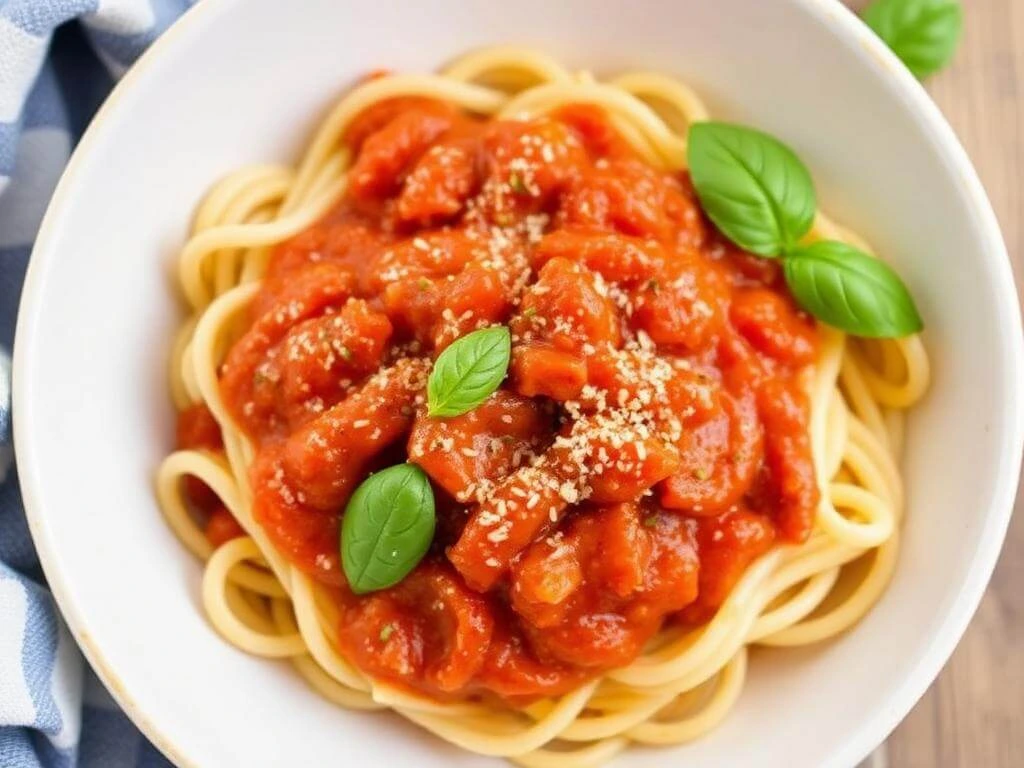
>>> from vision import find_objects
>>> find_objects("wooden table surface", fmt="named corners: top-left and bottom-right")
top-left (842, 1), bottom-right (1024, 765)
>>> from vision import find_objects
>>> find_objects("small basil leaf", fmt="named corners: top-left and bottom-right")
top-left (341, 463), bottom-right (435, 594)
top-left (427, 326), bottom-right (511, 417)
top-left (863, 0), bottom-right (963, 79)
top-left (688, 122), bottom-right (816, 257)
top-left (783, 241), bottom-right (923, 338)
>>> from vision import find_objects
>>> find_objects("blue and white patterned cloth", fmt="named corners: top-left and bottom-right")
top-left (0, 2), bottom-right (195, 766)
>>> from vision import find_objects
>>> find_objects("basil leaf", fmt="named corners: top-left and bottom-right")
top-left (341, 463), bottom-right (435, 594)
top-left (783, 241), bottom-right (923, 338)
top-left (688, 122), bottom-right (816, 257)
top-left (427, 326), bottom-right (511, 417)
top-left (863, 0), bottom-right (963, 79)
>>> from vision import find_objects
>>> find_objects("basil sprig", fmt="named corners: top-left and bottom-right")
top-left (427, 326), bottom-right (511, 417)
top-left (687, 122), bottom-right (923, 338)
top-left (863, 0), bottom-right (963, 79)
top-left (341, 463), bottom-right (435, 594)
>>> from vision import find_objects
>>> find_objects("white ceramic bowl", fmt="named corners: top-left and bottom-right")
top-left (14, 0), bottom-right (1023, 766)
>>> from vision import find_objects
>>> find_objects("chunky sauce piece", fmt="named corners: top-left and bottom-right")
top-left (179, 99), bottom-right (819, 701)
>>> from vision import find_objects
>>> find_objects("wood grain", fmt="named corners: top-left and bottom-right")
top-left (845, 0), bottom-right (1024, 765)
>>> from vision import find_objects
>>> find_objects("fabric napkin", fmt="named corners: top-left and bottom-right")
top-left (0, 2), bottom-right (195, 766)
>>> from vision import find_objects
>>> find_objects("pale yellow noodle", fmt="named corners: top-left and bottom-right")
top-left (609, 71), bottom-right (710, 128)
top-left (841, 351), bottom-right (891, 447)
top-left (626, 651), bottom-right (747, 744)
top-left (192, 165), bottom-right (292, 233)
top-left (212, 174), bottom-right (293, 296)
top-left (201, 538), bottom-right (307, 657)
top-left (168, 317), bottom-right (197, 411)
top-left (443, 46), bottom-right (574, 85)
top-left (179, 178), bottom-right (347, 309)
top-left (747, 567), bottom-right (841, 642)
top-left (885, 408), bottom-right (906, 459)
top-left (223, 582), bottom-right (275, 634)
top-left (511, 737), bottom-right (629, 768)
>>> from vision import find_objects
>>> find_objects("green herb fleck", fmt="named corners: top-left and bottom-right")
top-left (379, 624), bottom-right (395, 643)
top-left (693, 467), bottom-right (710, 481)
top-left (338, 345), bottom-right (353, 362)
top-left (642, 514), bottom-right (659, 528)
top-left (509, 173), bottom-right (529, 195)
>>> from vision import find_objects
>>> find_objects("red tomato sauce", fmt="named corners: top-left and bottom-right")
top-left (180, 99), bottom-right (820, 701)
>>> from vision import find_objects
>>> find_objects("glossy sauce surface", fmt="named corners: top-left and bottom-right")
top-left (178, 99), bottom-right (820, 701)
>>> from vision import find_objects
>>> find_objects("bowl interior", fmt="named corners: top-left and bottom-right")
top-left (14, 0), bottom-right (1022, 766)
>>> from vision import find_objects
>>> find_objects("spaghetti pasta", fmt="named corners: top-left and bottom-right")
top-left (157, 47), bottom-right (928, 764)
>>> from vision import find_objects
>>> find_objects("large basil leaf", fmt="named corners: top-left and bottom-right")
top-left (341, 463), bottom-right (435, 594)
top-left (784, 241), bottom-right (923, 338)
top-left (863, 0), bottom-right (963, 79)
top-left (688, 122), bottom-right (816, 257)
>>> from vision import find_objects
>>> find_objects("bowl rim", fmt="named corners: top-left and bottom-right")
top-left (12, 0), bottom-right (1024, 765)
